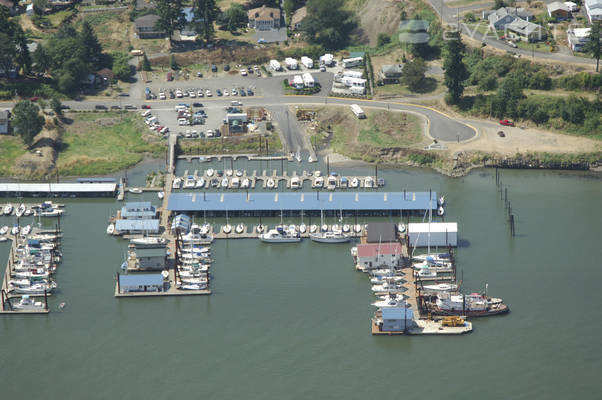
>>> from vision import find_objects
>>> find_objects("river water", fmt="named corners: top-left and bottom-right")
top-left (0, 161), bottom-right (601, 399)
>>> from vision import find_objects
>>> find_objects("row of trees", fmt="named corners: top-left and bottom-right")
top-left (0, 6), bottom-right (31, 77)
top-left (302, 0), bottom-right (356, 50)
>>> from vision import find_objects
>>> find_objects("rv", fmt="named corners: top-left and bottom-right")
top-left (285, 57), bottom-right (299, 70)
top-left (302, 72), bottom-right (315, 88)
top-left (342, 57), bottom-right (363, 69)
top-left (269, 60), bottom-right (282, 71)
top-left (301, 56), bottom-right (313, 69)
top-left (291, 75), bottom-right (304, 89)
top-left (350, 104), bottom-right (366, 119)
top-left (319, 53), bottom-right (334, 67)
top-left (343, 70), bottom-right (363, 79)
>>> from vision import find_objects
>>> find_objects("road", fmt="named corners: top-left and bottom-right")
top-left (429, 0), bottom-right (597, 66)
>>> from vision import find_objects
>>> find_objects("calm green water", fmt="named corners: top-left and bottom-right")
top-left (1, 164), bottom-right (601, 400)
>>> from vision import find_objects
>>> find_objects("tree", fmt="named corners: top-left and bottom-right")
top-left (377, 33), bottom-right (391, 47)
top-left (0, 7), bottom-right (31, 76)
top-left (57, 71), bottom-right (76, 93)
top-left (32, 43), bottom-right (51, 73)
top-left (170, 54), bottom-right (178, 70)
top-left (80, 20), bottom-right (103, 69)
top-left (11, 101), bottom-right (45, 146)
top-left (155, 0), bottom-right (186, 47)
top-left (443, 30), bottom-right (469, 104)
top-left (50, 97), bottom-right (62, 116)
top-left (402, 58), bottom-right (427, 92)
top-left (583, 21), bottom-right (601, 72)
top-left (218, 4), bottom-right (247, 33)
top-left (0, 32), bottom-right (17, 75)
top-left (33, 0), bottom-right (47, 15)
top-left (193, 0), bottom-right (220, 43)
top-left (302, 0), bottom-right (357, 50)
top-left (142, 54), bottom-right (151, 71)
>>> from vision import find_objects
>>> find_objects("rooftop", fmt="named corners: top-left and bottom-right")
top-left (115, 219), bottom-right (160, 231)
top-left (356, 243), bottom-right (402, 258)
top-left (367, 222), bottom-right (397, 243)
top-left (249, 5), bottom-right (280, 21)
top-left (167, 191), bottom-right (438, 213)
top-left (291, 6), bottom-right (307, 26)
top-left (0, 182), bottom-right (116, 193)
top-left (408, 222), bottom-right (458, 233)
top-left (119, 273), bottom-right (163, 287)
top-left (134, 14), bottom-right (160, 29)
top-left (136, 247), bottom-right (167, 258)
top-left (548, 1), bottom-right (570, 11)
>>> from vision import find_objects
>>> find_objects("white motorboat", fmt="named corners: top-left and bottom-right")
top-left (266, 178), bottom-right (275, 189)
top-left (372, 294), bottom-right (408, 308)
top-left (433, 292), bottom-right (508, 316)
top-left (21, 225), bottom-right (31, 236)
top-left (321, 224), bottom-right (328, 232)
top-left (106, 223), bottom-right (115, 235)
top-left (206, 168), bottom-right (215, 177)
top-left (422, 283), bottom-right (458, 294)
top-left (364, 176), bottom-right (375, 188)
top-left (438, 206), bottom-right (445, 216)
top-left (11, 225), bottom-right (19, 235)
top-left (222, 224), bottom-right (232, 234)
top-left (438, 195), bottom-right (445, 206)
top-left (13, 269), bottom-right (50, 280)
top-left (0, 237), bottom-right (6, 242)
top-left (179, 270), bottom-right (208, 279)
top-left (313, 176), bottom-right (324, 188)
top-left (179, 276), bottom-right (209, 285)
top-left (290, 176), bottom-right (301, 189)
top-left (225, 169), bottom-right (233, 177)
top-left (235, 170), bottom-right (243, 177)
top-left (130, 236), bottom-right (166, 246)
top-left (0, 225), bottom-right (8, 235)
top-left (288, 224), bottom-right (296, 234)
top-left (310, 231), bottom-right (350, 243)
top-left (172, 177), bottom-right (182, 189)
top-left (38, 208), bottom-right (63, 217)
top-left (195, 177), bottom-right (205, 188)
top-left (299, 223), bottom-right (307, 234)
top-left (326, 175), bottom-right (337, 190)
top-left (353, 224), bottom-right (362, 233)
top-left (371, 280), bottom-right (405, 294)
top-left (15, 203), bottom-right (25, 217)
top-left (199, 156), bottom-right (209, 162)
top-left (415, 268), bottom-right (437, 278)
top-left (9, 280), bottom-right (56, 294)
top-left (295, 149), bottom-right (302, 163)
top-left (350, 178), bottom-right (359, 188)
top-left (231, 177), bottom-right (240, 188)
top-left (309, 224), bottom-right (318, 233)
top-left (3, 204), bottom-right (13, 215)
top-left (413, 259), bottom-right (452, 269)
top-left (221, 177), bottom-right (229, 188)
top-left (129, 187), bottom-right (143, 194)
top-left (259, 227), bottom-right (301, 243)
top-left (177, 282), bottom-right (208, 290)
top-left (342, 224), bottom-right (350, 233)
top-left (235, 223), bottom-right (244, 234)
top-left (181, 176), bottom-right (193, 188)
top-left (256, 224), bottom-right (265, 233)
top-left (198, 223), bottom-right (210, 235)
top-left (308, 156), bottom-right (314, 163)
top-left (12, 295), bottom-right (46, 311)
top-left (350, 247), bottom-right (357, 257)
top-left (370, 275), bottom-right (405, 284)
top-left (331, 224), bottom-right (340, 232)
top-left (158, 191), bottom-right (165, 199)
top-left (24, 209), bottom-right (32, 216)
top-left (241, 178), bottom-right (250, 188)
top-left (397, 223), bottom-right (406, 233)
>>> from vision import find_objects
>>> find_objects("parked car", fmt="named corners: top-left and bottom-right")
top-left (224, 64), bottom-right (230, 71)
top-left (211, 64), bottom-right (217, 72)
top-left (497, 131), bottom-right (506, 137)
top-left (240, 69), bottom-right (247, 76)
top-left (118, 93), bottom-right (130, 97)
top-left (231, 88), bottom-right (238, 96)
top-left (95, 105), bottom-right (107, 110)
top-left (206, 89), bottom-right (212, 97)
top-left (257, 38), bottom-right (266, 44)
top-left (60, 105), bottom-right (70, 110)
top-left (247, 88), bottom-right (254, 96)
top-left (28, 96), bottom-right (40, 102)
top-left (196, 72), bottom-right (203, 77)
top-left (216, 89), bottom-right (222, 96)
top-left (167, 72), bottom-right (173, 81)
top-left (499, 119), bottom-right (515, 127)
top-left (240, 89), bottom-right (246, 97)
top-left (142, 105), bottom-right (151, 109)
top-left (111, 105), bottom-right (121, 110)
top-left (193, 102), bottom-right (203, 107)
top-left (124, 104), bottom-right (136, 110)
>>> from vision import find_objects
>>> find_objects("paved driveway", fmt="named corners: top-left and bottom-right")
top-left (253, 28), bottom-right (288, 43)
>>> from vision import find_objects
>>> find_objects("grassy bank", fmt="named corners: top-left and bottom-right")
top-left (0, 136), bottom-right (28, 176)
top-left (56, 112), bottom-right (166, 176)
top-left (177, 133), bottom-right (282, 155)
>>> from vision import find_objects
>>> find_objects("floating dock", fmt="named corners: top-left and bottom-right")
top-left (0, 183), bottom-right (117, 197)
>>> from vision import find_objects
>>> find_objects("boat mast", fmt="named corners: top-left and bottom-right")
top-left (428, 198), bottom-right (432, 256)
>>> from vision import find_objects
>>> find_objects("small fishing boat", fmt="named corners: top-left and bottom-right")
top-left (299, 223), bottom-right (307, 234)
top-left (3, 204), bottom-right (13, 215)
top-left (206, 168), bottom-right (215, 177)
top-left (342, 224), bottom-right (350, 233)
top-left (184, 176), bottom-right (196, 188)
top-left (11, 225), bottom-right (19, 235)
top-left (0, 225), bottom-right (8, 235)
top-left (222, 224), bottom-right (232, 234)
top-left (235, 170), bottom-right (243, 177)
top-left (15, 203), bottom-right (25, 217)
top-left (235, 223), bottom-right (244, 234)
top-left (195, 177), bottom-right (205, 188)
top-left (350, 178), bottom-right (359, 188)
top-left (431, 292), bottom-right (509, 317)
top-left (438, 195), bottom-right (445, 206)
top-left (310, 231), bottom-right (350, 243)
top-left (172, 177), bottom-right (182, 189)
top-left (266, 178), bottom-right (275, 189)
top-left (221, 177), bottom-right (229, 188)
top-left (129, 188), bottom-right (143, 194)
top-left (106, 223), bottom-right (115, 235)
top-left (438, 206), bottom-right (445, 216)
top-left (157, 191), bottom-right (165, 199)
top-left (259, 227), bottom-right (301, 243)
top-left (21, 225), bottom-right (31, 236)
top-left (309, 224), bottom-right (318, 233)
top-left (256, 224), bottom-right (265, 233)
top-left (241, 178), bottom-right (250, 188)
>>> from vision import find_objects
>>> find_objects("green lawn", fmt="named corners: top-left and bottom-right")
top-left (56, 112), bottom-right (166, 176)
top-left (178, 133), bottom-right (282, 155)
top-left (0, 136), bottom-right (28, 176)
top-left (515, 40), bottom-right (553, 53)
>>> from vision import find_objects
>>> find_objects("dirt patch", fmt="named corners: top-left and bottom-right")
top-left (356, 0), bottom-right (404, 46)
top-left (13, 117), bottom-right (62, 178)
top-left (151, 45), bottom-right (277, 67)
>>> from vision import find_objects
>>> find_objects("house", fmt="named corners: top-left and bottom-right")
top-left (248, 5), bottom-right (281, 31)
top-left (290, 6), bottom-right (306, 30)
top-left (487, 7), bottom-right (534, 30)
top-left (564, 1), bottom-right (578, 12)
top-left (585, 0), bottom-right (602, 23)
top-left (121, 202), bottom-right (157, 220)
top-left (133, 246), bottom-right (167, 270)
top-left (134, 14), bottom-right (164, 39)
top-left (115, 219), bottom-right (160, 235)
top-left (117, 273), bottom-right (165, 294)
top-left (0, 110), bottom-right (10, 134)
top-left (506, 18), bottom-right (546, 42)
top-left (547, 2), bottom-right (571, 19)
top-left (379, 64), bottom-right (404, 84)
top-left (354, 243), bottom-right (403, 269)
top-left (96, 68), bottom-right (114, 85)
top-left (567, 27), bottom-right (591, 51)
top-left (379, 307), bottom-right (415, 332)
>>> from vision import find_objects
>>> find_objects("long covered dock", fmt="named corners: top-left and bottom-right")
top-left (0, 182), bottom-right (117, 197)
top-left (167, 191), bottom-right (438, 216)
